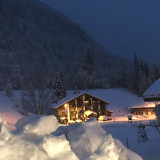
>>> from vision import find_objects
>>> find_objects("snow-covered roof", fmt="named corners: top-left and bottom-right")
top-left (129, 106), bottom-right (155, 109)
top-left (84, 110), bottom-right (97, 116)
top-left (143, 78), bottom-right (160, 98)
top-left (52, 91), bottom-right (109, 108)
top-left (107, 110), bottom-right (113, 113)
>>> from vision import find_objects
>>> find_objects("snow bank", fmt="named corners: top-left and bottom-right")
top-left (16, 114), bottom-right (59, 135)
top-left (114, 139), bottom-right (143, 160)
top-left (43, 134), bottom-right (78, 159)
top-left (67, 118), bottom-right (143, 160)
top-left (0, 115), bottom-right (78, 160)
top-left (0, 115), bottom-right (142, 160)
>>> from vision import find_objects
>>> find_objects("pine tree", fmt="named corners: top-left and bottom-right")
top-left (150, 64), bottom-right (160, 84)
top-left (53, 70), bottom-right (66, 102)
top-left (83, 48), bottom-right (96, 75)
top-left (79, 48), bottom-right (99, 89)
top-left (143, 62), bottom-right (150, 77)
top-left (6, 79), bottom-right (13, 97)
top-left (73, 86), bottom-right (79, 94)
top-left (119, 68), bottom-right (130, 88)
top-left (11, 62), bottom-right (22, 90)
top-left (138, 68), bottom-right (148, 95)
top-left (137, 60), bottom-right (146, 95)
top-left (132, 54), bottom-right (139, 93)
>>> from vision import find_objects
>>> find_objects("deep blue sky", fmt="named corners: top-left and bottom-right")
top-left (45, 0), bottom-right (160, 64)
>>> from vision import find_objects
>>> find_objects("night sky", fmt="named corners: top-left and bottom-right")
top-left (47, 0), bottom-right (160, 64)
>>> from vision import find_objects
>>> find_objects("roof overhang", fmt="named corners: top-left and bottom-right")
top-left (143, 96), bottom-right (160, 102)
top-left (106, 110), bottom-right (113, 113)
top-left (130, 106), bottom-right (155, 109)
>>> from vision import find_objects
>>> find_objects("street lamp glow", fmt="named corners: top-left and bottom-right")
top-left (64, 104), bottom-right (67, 108)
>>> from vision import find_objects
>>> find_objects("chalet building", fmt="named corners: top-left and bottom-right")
top-left (52, 92), bottom-right (110, 124)
top-left (143, 78), bottom-right (160, 102)
top-left (130, 78), bottom-right (160, 116)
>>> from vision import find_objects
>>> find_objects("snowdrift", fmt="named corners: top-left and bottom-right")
top-left (0, 115), bottom-right (78, 160)
top-left (0, 115), bottom-right (142, 160)
top-left (16, 115), bottom-right (59, 135)
top-left (67, 118), bottom-right (143, 160)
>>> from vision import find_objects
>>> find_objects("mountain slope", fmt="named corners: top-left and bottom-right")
top-left (0, 0), bottom-right (131, 89)
top-left (42, 0), bottom-right (160, 64)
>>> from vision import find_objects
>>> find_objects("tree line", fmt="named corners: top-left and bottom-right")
top-left (5, 49), bottom-right (160, 115)
top-left (126, 55), bottom-right (160, 96)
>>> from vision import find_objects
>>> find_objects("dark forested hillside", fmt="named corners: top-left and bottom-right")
top-left (0, 0), bottom-right (131, 90)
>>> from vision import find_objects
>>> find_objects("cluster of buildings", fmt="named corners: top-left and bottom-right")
top-left (52, 78), bottom-right (160, 124)
top-left (130, 78), bottom-right (160, 117)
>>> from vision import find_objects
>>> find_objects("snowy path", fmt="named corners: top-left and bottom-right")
top-left (0, 92), bottom-right (23, 129)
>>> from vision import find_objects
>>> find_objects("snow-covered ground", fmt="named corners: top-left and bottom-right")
top-left (0, 88), bottom-right (159, 159)
top-left (101, 120), bottom-right (160, 160)
top-left (0, 91), bottom-right (23, 129)
top-left (84, 88), bottom-right (155, 116)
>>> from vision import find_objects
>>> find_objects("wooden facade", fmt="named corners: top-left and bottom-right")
top-left (106, 110), bottom-right (113, 117)
top-left (130, 107), bottom-right (155, 116)
top-left (53, 93), bottom-right (109, 124)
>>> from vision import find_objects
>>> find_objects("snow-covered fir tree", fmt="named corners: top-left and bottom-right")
top-left (149, 64), bottom-right (160, 84)
top-left (75, 48), bottom-right (111, 89)
top-left (83, 48), bottom-right (96, 75)
top-left (11, 62), bottom-right (22, 90)
top-left (73, 86), bottom-right (79, 94)
top-left (53, 70), bottom-right (66, 102)
top-left (138, 68), bottom-right (149, 95)
top-left (79, 48), bottom-right (97, 89)
top-left (132, 54), bottom-right (139, 93)
top-left (128, 55), bottom-right (159, 95)
top-left (6, 79), bottom-right (13, 97)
